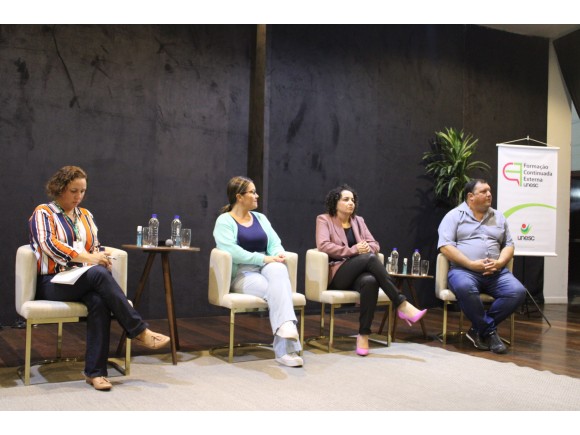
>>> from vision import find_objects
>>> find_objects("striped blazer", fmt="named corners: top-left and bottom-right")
top-left (29, 202), bottom-right (101, 275)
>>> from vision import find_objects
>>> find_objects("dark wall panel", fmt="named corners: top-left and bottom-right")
top-left (266, 24), bottom-right (549, 307)
top-left (0, 24), bottom-right (551, 324)
top-left (0, 24), bottom-right (252, 322)
top-left (464, 26), bottom-right (549, 301)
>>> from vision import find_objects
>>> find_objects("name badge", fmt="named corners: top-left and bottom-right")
top-left (74, 240), bottom-right (85, 252)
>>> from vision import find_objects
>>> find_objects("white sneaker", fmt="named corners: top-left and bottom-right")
top-left (276, 321), bottom-right (299, 341)
top-left (275, 352), bottom-right (303, 367)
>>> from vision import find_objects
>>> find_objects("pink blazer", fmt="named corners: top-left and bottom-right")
top-left (315, 213), bottom-right (380, 284)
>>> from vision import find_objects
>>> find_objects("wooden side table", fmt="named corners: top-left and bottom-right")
top-left (116, 244), bottom-right (200, 365)
top-left (378, 273), bottom-right (433, 340)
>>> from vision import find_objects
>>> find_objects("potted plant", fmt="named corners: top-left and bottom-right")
top-left (422, 127), bottom-right (490, 208)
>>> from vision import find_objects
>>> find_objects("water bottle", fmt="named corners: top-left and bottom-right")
top-left (171, 215), bottom-right (182, 247)
top-left (136, 225), bottom-right (143, 247)
top-left (390, 248), bottom-right (399, 274)
top-left (402, 258), bottom-right (408, 274)
top-left (411, 249), bottom-right (421, 275)
top-left (148, 214), bottom-right (159, 247)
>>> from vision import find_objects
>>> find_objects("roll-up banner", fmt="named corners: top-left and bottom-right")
top-left (497, 143), bottom-right (559, 256)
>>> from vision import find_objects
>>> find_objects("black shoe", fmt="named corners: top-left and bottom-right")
top-left (466, 327), bottom-right (490, 350)
top-left (487, 331), bottom-right (508, 354)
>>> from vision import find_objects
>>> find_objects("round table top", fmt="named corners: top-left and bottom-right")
top-left (121, 244), bottom-right (200, 252)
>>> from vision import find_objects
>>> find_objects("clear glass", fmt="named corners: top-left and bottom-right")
top-left (180, 229), bottom-right (191, 248)
top-left (142, 226), bottom-right (151, 248)
top-left (420, 260), bottom-right (430, 276)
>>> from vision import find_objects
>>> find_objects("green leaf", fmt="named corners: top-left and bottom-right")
top-left (423, 127), bottom-right (490, 207)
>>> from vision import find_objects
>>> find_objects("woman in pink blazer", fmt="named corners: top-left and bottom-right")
top-left (316, 184), bottom-right (426, 356)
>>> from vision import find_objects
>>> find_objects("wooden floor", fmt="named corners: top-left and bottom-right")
top-left (1, 302), bottom-right (580, 379)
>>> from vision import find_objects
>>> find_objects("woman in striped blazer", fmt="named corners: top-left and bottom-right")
top-left (29, 166), bottom-right (170, 391)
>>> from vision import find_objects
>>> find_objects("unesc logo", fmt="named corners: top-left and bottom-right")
top-left (518, 223), bottom-right (535, 241)
top-left (502, 162), bottom-right (522, 186)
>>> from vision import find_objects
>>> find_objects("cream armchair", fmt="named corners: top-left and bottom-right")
top-left (208, 248), bottom-right (306, 363)
top-left (15, 245), bottom-right (131, 385)
top-left (305, 249), bottom-right (392, 352)
top-left (435, 252), bottom-right (515, 346)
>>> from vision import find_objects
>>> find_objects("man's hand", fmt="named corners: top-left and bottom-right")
top-left (482, 258), bottom-right (500, 275)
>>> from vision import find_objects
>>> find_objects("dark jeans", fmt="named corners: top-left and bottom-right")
top-left (329, 253), bottom-right (406, 335)
top-left (36, 265), bottom-right (147, 377)
top-left (447, 267), bottom-right (527, 337)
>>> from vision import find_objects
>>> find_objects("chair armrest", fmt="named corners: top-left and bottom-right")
top-left (284, 251), bottom-right (298, 293)
top-left (15, 245), bottom-right (38, 313)
top-left (305, 249), bottom-right (330, 302)
top-left (506, 257), bottom-right (514, 272)
top-left (209, 248), bottom-right (233, 306)
top-left (435, 253), bottom-right (450, 297)
top-left (103, 246), bottom-right (128, 295)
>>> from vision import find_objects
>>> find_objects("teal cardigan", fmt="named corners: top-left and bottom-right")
top-left (213, 211), bottom-right (285, 279)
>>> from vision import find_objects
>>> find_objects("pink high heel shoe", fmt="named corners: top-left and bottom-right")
top-left (397, 309), bottom-right (427, 326)
top-left (356, 334), bottom-right (369, 356)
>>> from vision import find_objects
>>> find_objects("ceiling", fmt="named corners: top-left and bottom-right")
top-left (481, 24), bottom-right (580, 39)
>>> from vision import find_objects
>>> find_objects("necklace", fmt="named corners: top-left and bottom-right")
top-left (53, 201), bottom-right (80, 241)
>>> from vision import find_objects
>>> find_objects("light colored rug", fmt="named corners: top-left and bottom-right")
top-left (1, 341), bottom-right (579, 411)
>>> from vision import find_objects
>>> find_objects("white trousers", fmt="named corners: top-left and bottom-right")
top-left (231, 262), bottom-right (301, 357)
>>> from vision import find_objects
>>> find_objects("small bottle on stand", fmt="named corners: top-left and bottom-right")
top-left (136, 225), bottom-right (143, 247)
top-left (402, 258), bottom-right (408, 274)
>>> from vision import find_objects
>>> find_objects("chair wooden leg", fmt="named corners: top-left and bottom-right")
top-left (328, 305), bottom-right (336, 353)
top-left (228, 310), bottom-right (236, 364)
top-left (507, 312), bottom-right (515, 346)
top-left (24, 320), bottom-right (33, 386)
top-left (319, 303), bottom-right (326, 335)
top-left (124, 338), bottom-right (131, 376)
top-left (442, 302), bottom-right (449, 345)
top-left (386, 302), bottom-right (392, 347)
top-left (298, 306), bottom-right (305, 356)
top-left (56, 322), bottom-right (64, 359)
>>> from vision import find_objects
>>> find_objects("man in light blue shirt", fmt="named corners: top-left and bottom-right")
top-left (437, 179), bottom-right (526, 354)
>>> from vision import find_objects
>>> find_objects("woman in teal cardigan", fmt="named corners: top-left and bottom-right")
top-left (213, 176), bottom-right (303, 367)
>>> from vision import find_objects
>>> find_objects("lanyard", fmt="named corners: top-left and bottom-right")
top-left (53, 202), bottom-right (81, 241)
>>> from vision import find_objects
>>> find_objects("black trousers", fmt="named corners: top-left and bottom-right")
top-left (329, 253), bottom-right (406, 335)
top-left (36, 266), bottom-right (147, 377)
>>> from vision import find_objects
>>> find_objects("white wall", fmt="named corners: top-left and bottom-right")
top-left (544, 41), bottom-right (572, 303)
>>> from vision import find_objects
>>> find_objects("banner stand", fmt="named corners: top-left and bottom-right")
top-left (497, 136), bottom-right (558, 328)
top-left (519, 259), bottom-right (552, 326)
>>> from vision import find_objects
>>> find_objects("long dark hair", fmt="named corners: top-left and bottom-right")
top-left (324, 184), bottom-right (358, 217)
top-left (220, 175), bottom-right (253, 214)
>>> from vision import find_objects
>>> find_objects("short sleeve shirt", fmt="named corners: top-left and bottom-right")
top-left (437, 202), bottom-right (514, 267)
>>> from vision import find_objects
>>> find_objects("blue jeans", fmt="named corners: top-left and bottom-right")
top-left (447, 267), bottom-right (526, 337)
top-left (37, 266), bottom-right (147, 377)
